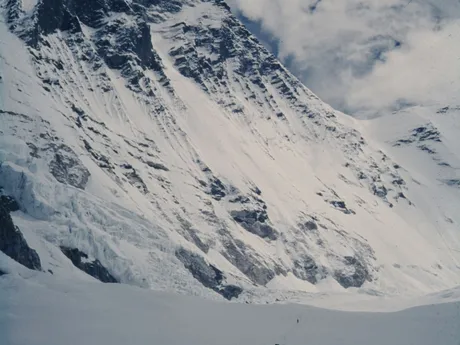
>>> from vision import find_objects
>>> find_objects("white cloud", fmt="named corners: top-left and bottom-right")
top-left (347, 22), bottom-right (460, 115)
top-left (228, 0), bottom-right (460, 115)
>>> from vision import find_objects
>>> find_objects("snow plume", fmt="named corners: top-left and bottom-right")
top-left (228, 0), bottom-right (460, 115)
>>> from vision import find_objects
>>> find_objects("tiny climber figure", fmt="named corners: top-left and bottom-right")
top-left (297, 318), bottom-right (299, 324)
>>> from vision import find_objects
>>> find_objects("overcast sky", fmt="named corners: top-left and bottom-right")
top-left (228, 0), bottom-right (460, 117)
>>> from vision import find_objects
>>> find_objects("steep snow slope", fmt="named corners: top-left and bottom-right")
top-left (0, 0), bottom-right (459, 302)
top-left (1, 264), bottom-right (460, 345)
top-left (361, 105), bottom-right (460, 265)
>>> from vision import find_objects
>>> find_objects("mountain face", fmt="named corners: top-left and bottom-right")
top-left (0, 0), bottom-right (459, 301)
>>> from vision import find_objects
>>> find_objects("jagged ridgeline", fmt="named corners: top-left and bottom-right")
top-left (1, 0), bottom-right (459, 301)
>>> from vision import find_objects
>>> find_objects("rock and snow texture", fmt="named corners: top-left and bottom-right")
top-left (0, 0), bottom-right (459, 302)
top-left (0, 195), bottom-right (42, 271)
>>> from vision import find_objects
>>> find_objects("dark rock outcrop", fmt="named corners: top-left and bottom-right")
top-left (28, 0), bottom-right (130, 40)
top-left (146, 161), bottom-right (169, 171)
top-left (372, 184), bottom-right (388, 199)
top-left (394, 123), bottom-right (442, 149)
top-left (37, 0), bottom-right (81, 34)
top-left (0, 195), bottom-right (20, 212)
top-left (0, 203), bottom-right (42, 271)
top-left (412, 125), bottom-right (441, 142)
top-left (230, 209), bottom-right (278, 240)
top-left (60, 246), bottom-right (118, 283)
top-left (443, 179), bottom-right (460, 188)
top-left (334, 255), bottom-right (371, 288)
top-left (48, 144), bottom-right (90, 190)
top-left (82, 140), bottom-right (112, 169)
top-left (418, 144), bottom-right (436, 154)
top-left (229, 195), bottom-right (250, 204)
top-left (329, 201), bottom-right (355, 215)
top-left (219, 284), bottom-right (243, 300)
top-left (221, 238), bottom-right (275, 285)
top-left (292, 255), bottom-right (325, 284)
top-left (8, 0), bottom-right (172, 95)
top-left (176, 248), bottom-right (243, 300)
top-left (96, 20), bottom-right (163, 72)
top-left (302, 220), bottom-right (318, 231)
top-left (123, 168), bottom-right (149, 194)
top-left (209, 177), bottom-right (227, 201)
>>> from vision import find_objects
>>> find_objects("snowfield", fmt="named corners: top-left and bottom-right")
top-left (1, 263), bottom-right (460, 345)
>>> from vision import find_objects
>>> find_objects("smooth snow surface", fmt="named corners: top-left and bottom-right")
top-left (1, 271), bottom-right (460, 345)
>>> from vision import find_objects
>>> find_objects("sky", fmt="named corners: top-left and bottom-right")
top-left (228, 0), bottom-right (460, 117)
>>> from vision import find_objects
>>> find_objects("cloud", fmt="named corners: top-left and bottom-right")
top-left (347, 22), bottom-right (460, 115)
top-left (228, 0), bottom-right (460, 115)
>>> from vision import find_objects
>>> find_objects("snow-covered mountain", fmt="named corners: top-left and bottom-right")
top-left (1, 0), bottom-right (459, 303)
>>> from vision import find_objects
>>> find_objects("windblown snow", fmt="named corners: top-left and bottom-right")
top-left (0, 0), bottom-right (459, 308)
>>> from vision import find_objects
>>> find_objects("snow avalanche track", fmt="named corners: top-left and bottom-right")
top-left (0, 0), bottom-right (459, 304)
